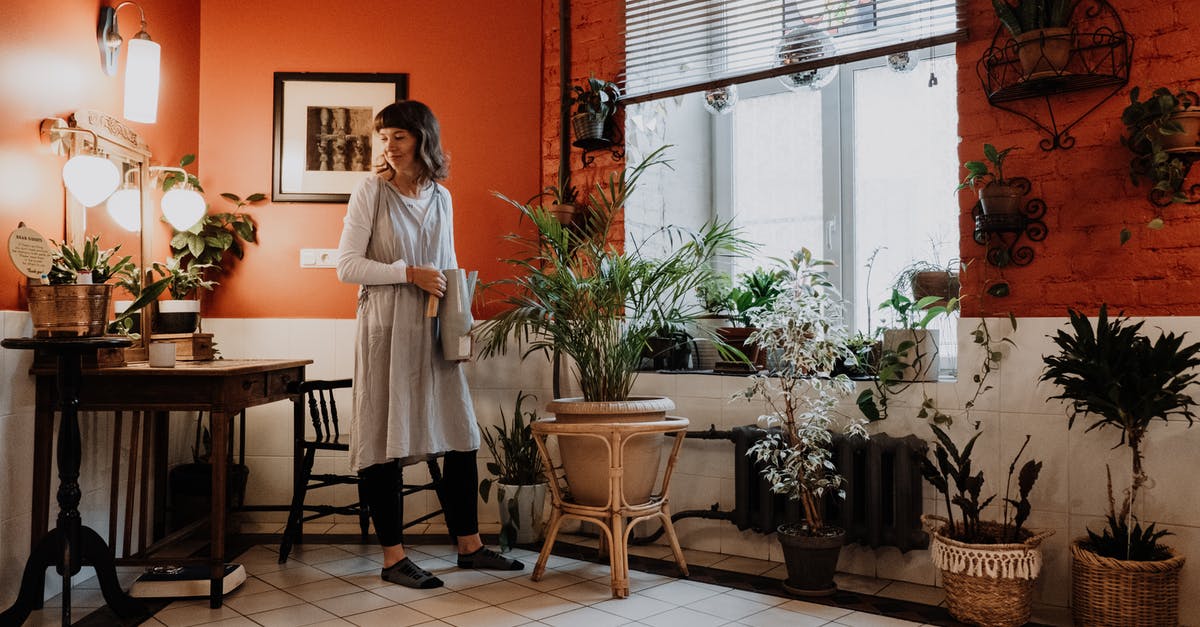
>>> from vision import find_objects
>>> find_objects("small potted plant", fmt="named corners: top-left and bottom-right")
top-left (920, 424), bottom-right (1052, 627)
top-left (542, 174), bottom-right (580, 226)
top-left (957, 143), bottom-right (1023, 216)
top-left (692, 273), bottom-right (733, 369)
top-left (1121, 87), bottom-right (1200, 208)
top-left (150, 257), bottom-right (217, 334)
top-left (478, 391), bottom-right (548, 549)
top-left (567, 76), bottom-right (621, 148)
top-left (1041, 305), bottom-right (1198, 626)
top-left (715, 266), bottom-right (786, 371)
top-left (878, 288), bottom-right (956, 382)
top-left (29, 236), bottom-right (137, 337)
top-left (992, 0), bottom-right (1079, 77)
top-left (740, 248), bottom-right (867, 597)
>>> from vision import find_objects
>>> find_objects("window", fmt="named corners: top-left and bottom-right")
top-left (626, 47), bottom-right (960, 371)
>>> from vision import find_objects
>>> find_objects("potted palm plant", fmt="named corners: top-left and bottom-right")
top-left (1041, 305), bottom-right (1199, 626)
top-left (1121, 87), bottom-right (1200, 210)
top-left (992, 0), bottom-right (1079, 77)
top-left (740, 248), bottom-right (867, 597)
top-left (957, 144), bottom-right (1023, 216)
top-left (479, 391), bottom-right (547, 549)
top-left (920, 424), bottom-right (1051, 627)
top-left (477, 146), bottom-right (749, 506)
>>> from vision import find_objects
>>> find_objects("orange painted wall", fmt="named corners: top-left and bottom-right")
top-left (957, 0), bottom-right (1200, 317)
top-left (196, 0), bottom-right (543, 319)
top-left (0, 0), bottom-right (200, 311)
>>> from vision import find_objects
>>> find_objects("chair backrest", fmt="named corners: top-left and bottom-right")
top-left (289, 378), bottom-right (352, 445)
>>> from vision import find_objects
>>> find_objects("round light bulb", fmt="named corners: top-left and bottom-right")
top-left (106, 187), bottom-right (142, 232)
top-left (62, 154), bottom-right (120, 207)
top-left (161, 187), bottom-right (206, 230)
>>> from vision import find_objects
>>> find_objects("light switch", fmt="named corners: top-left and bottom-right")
top-left (300, 248), bottom-right (337, 268)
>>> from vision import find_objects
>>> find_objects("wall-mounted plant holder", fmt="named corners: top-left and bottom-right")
top-left (572, 116), bottom-right (624, 168)
top-left (972, 178), bottom-right (1047, 267)
top-left (977, 0), bottom-right (1131, 151)
top-left (1148, 149), bottom-right (1200, 207)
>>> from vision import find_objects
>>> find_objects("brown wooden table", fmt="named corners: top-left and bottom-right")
top-left (27, 358), bottom-right (312, 608)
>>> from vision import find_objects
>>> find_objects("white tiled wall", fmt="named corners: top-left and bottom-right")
top-left (4, 313), bottom-right (1200, 622)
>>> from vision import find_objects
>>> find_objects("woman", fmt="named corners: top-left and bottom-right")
top-left (335, 100), bottom-right (522, 589)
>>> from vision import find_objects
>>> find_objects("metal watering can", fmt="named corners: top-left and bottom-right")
top-left (438, 268), bottom-right (477, 360)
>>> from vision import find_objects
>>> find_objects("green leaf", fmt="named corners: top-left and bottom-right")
top-left (179, 154), bottom-right (196, 167)
top-left (1147, 217), bottom-right (1165, 230)
top-left (1120, 228), bottom-right (1131, 245)
top-left (246, 193), bottom-right (267, 202)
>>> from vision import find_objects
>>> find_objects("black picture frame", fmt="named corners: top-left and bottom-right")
top-left (272, 72), bottom-right (408, 203)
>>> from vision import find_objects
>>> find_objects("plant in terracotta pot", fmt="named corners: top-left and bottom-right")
top-left (479, 391), bottom-right (548, 550)
top-left (477, 146), bottom-right (750, 505)
top-left (920, 424), bottom-right (1051, 627)
top-left (1121, 87), bottom-right (1200, 215)
top-left (1041, 305), bottom-right (1199, 626)
top-left (957, 143), bottom-right (1023, 217)
top-left (992, 0), bottom-right (1079, 77)
top-left (541, 174), bottom-right (580, 226)
top-left (715, 266), bottom-right (786, 371)
top-left (739, 248), bottom-right (867, 597)
top-left (567, 76), bottom-right (621, 148)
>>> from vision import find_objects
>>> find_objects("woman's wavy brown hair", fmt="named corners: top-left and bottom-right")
top-left (373, 100), bottom-right (449, 185)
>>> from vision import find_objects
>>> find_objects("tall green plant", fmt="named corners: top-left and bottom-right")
top-left (741, 249), bottom-right (865, 535)
top-left (1041, 305), bottom-right (1200, 560)
top-left (477, 146), bottom-right (750, 401)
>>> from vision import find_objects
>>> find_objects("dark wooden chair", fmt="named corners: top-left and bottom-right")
top-left (279, 379), bottom-right (444, 563)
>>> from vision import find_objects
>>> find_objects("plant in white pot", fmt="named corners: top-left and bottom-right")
top-left (479, 391), bottom-right (547, 549)
top-left (150, 256), bottom-right (216, 334)
top-left (1041, 305), bottom-right (1200, 626)
top-left (477, 146), bottom-right (750, 506)
top-left (740, 248), bottom-right (867, 597)
top-left (920, 425), bottom-right (1051, 627)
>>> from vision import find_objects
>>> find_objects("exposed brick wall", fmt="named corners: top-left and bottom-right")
top-left (544, 0), bottom-right (1200, 317)
top-left (958, 0), bottom-right (1200, 317)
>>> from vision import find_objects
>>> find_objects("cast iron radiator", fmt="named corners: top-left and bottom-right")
top-left (648, 425), bottom-right (929, 552)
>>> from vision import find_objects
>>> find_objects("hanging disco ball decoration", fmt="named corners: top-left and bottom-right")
top-left (776, 25), bottom-right (838, 91)
top-left (702, 84), bottom-right (739, 115)
top-left (888, 51), bottom-right (919, 73)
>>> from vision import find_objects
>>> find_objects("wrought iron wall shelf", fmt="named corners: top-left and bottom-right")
top-left (972, 178), bottom-right (1047, 267)
top-left (573, 119), bottom-right (625, 168)
top-left (976, 0), bottom-right (1131, 151)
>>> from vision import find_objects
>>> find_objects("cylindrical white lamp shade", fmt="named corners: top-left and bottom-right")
top-left (62, 155), bottom-right (120, 207)
top-left (124, 38), bottom-right (161, 123)
top-left (161, 188), bottom-right (206, 230)
top-left (106, 188), bottom-right (142, 232)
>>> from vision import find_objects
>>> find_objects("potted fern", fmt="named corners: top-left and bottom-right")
top-left (920, 425), bottom-right (1051, 627)
top-left (478, 391), bottom-right (547, 548)
top-left (740, 249), bottom-right (867, 596)
top-left (1041, 305), bottom-right (1199, 626)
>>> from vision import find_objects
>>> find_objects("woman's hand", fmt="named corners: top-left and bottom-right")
top-left (407, 265), bottom-right (445, 297)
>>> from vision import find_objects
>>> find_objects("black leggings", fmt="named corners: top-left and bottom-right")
top-left (358, 449), bottom-right (479, 547)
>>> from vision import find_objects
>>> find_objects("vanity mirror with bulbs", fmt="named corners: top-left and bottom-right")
top-left (52, 110), bottom-right (154, 359)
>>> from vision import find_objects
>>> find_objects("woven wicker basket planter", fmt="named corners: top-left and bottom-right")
top-left (923, 514), bottom-right (1053, 627)
top-left (27, 284), bottom-right (112, 337)
top-left (1070, 539), bottom-right (1184, 627)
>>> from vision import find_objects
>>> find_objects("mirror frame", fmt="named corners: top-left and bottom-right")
top-left (65, 110), bottom-right (153, 358)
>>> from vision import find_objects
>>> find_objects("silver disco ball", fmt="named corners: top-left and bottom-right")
top-left (888, 51), bottom-right (919, 73)
top-left (777, 26), bottom-right (838, 91)
top-left (703, 84), bottom-right (739, 115)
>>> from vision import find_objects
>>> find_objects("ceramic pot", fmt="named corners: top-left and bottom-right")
top-left (882, 328), bottom-right (939, 382)
top-left (496, 482), bottom-right (548, 545)
top-left (978, 182), bottom-right (1022, 216)
top-left (1015, 27), bottom-right (1072, 78)
top-left (777, 524), bottom-right (845, 597)
top-left (1161, 110), bottom-right (1200, 152)
top-left (154, 299), bottom-right (200, 334)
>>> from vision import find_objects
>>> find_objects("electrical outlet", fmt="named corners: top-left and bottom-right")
top-left (299, 248), bottom-right (337, 268)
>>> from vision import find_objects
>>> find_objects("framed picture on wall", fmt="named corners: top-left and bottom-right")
top-left (272, 72), bottom-right (408, 202)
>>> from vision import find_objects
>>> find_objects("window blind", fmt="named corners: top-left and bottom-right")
top-left (621, 0), bottom-right (966, 103)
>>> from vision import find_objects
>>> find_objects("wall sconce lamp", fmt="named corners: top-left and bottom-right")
top-left (150, 166), bottom-right (206, 230)
top-left (40, 118), bottom-right (121, 208)
top-left (98, 2), bottom-right (160, 124)
top-left (105, 169), bottom-right (142, 232)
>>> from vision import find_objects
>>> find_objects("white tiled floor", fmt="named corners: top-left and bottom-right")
top-left (24, 531), bottom-right (1073, 626)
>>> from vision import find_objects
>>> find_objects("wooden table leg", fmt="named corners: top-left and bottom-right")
top-left (209, 408), bottom-right (230, 608)
top-left (31, 381), bottom-right (54, 553)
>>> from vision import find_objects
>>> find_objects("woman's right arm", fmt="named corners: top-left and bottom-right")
top-left (336, 179), bottom-right (408, 285)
